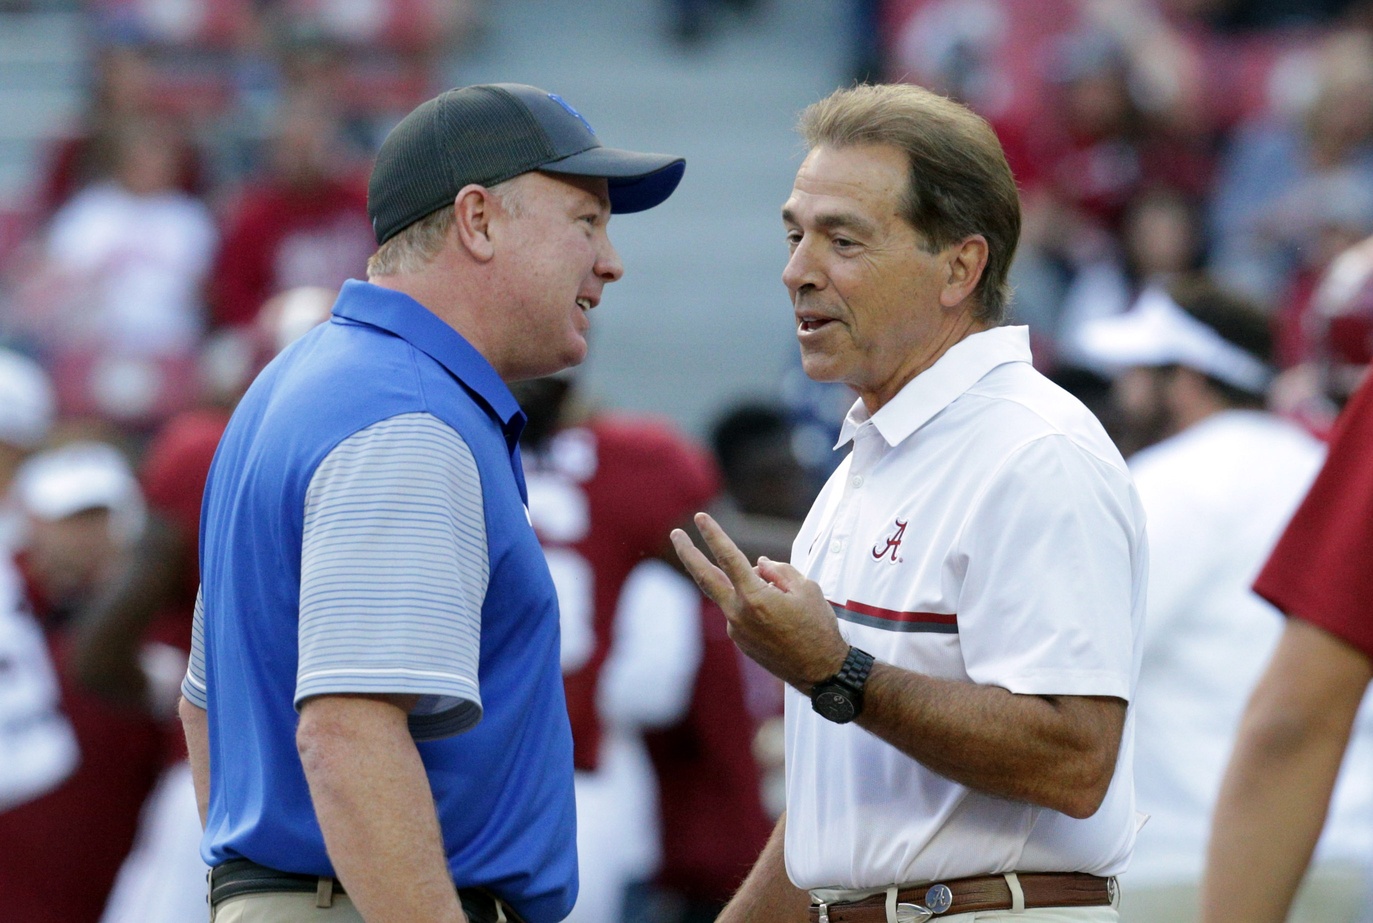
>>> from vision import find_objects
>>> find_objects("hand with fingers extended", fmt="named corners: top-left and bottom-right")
top-left (671, 512), bottom-right (850, 692)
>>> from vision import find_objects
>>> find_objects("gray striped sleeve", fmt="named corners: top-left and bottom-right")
top-left (296, 412), bottom-right (487, 740)
top-left (181, 587), bottom-right (207, 709)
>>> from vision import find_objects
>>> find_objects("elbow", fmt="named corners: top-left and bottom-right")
top-left (1051, 748), bottom-right (1119, 819)
top-left (1057, 781), bottom-right (1110, 820)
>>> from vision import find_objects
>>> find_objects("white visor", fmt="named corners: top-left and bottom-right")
top-left (1075, 286), bottom-right (1274, 394)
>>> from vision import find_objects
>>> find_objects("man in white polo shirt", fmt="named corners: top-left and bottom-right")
top-left (673, 83), bottom-right (1147, 923)
top-left (1077, 277), bottom-right (1373, 922)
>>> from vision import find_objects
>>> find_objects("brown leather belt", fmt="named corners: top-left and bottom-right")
top-left (808, 872), bottom-right (1115, 922)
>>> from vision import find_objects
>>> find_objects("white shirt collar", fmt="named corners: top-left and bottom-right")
top-left (836, 326), bottom-right (1033, 449)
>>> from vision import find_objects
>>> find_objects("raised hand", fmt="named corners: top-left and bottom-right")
top-left (671, 512), bottom-right (849, 691)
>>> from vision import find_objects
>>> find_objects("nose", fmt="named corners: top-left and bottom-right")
top-left (596, 231), bottom-right (624, 283)
top-left (782, 237), bottom-right (821, 295)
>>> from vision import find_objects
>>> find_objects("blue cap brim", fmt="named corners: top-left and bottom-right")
top-left (540, 147), bottom-right (686, 214)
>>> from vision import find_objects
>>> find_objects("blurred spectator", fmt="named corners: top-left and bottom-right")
top-left (39, 38), bottom-right (203, 214)
top-left (703, 401), bottom-right (821, 827)
top-left (1270, 233), bottom-right (1373, 437)
top-left (0, 349), bottom-right (57, 550)
top-left (1207, 29), bottom-right (1373, 308)
top-left (516, 374), bottom-right (720, 923)
top-left (209, 93), bottom-right (372, 328)
top-left (1008, 19), bottom-right (1215, 343)
top-left (1186, 0), bottom-right (1366, 32)
top-left (0, 562), bottom-right (77, 815)
top-left (666, 0), bottom-right (764, 47)
top-left (708, 401), bottom-right (814, 565)
top-left (639, 586), bottom-right (774, 923)
top-left (0, 441), bottom-right (163, 923)
top-left (1077, 276), bottom-right (1373, 921)
top-left (64, 286), bottom-right (335, 923)
top-left (1056, 186), bottom-right (1208, 370)
top-left (8, 115), bottom-right (217, 432)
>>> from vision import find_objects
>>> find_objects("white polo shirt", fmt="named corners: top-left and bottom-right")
top-left (1125, 410), bottom-right (1373, 887)
top-left (783, 326), bottom-right (1147, 890)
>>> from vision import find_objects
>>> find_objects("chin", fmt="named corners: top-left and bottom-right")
top-left (799, 354), bottom-right (845, 385)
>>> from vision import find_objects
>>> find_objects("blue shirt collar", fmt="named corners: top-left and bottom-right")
top-left (331, 279), bottom-right (526, 443)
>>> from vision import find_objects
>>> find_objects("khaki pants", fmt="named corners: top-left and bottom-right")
top-left (211, 891), bottom-right (365, 922)
top-left (1118, 863), bottom-right (1370, 923)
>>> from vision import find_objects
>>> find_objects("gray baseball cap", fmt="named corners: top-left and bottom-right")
top-left (368, 83), bottom-right (686, 245)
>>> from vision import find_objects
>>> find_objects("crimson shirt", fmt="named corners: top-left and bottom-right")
top-left (1254, 374), bottom-right (1373, 658)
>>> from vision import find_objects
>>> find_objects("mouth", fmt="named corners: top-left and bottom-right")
top-left (576, 297), bottom-right (594, 313)
top-left (797, 314), bottom-right (834, 334)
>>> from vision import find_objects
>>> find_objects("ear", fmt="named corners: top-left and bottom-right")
top-left (453, 185), bottom-right (496, 262)
top-left (940, 235), bottom-right (989, 309)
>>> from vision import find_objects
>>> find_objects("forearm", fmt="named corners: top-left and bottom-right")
top-left (1200, 622), bottom-right (1371, 923)
top-left (68, 520), bottom-right (183, 708)
top-left (669, 514), bottom-right (1124, 818)
top-left (858, 665), bottom-right (1124, 818)
top-left (718, 813), bottom-right (810, 923)
top-left (299, 695), bottom-right (466, 923)
top-left (179, 696), bottom-right (210, 827)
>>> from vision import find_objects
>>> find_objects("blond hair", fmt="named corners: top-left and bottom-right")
top-left (366, 179), bottom-right (526, 278)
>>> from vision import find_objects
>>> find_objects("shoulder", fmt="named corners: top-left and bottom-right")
top-left (959, 362), bottom-right (1127, 475)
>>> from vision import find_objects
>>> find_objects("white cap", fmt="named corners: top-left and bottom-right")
top-left (16, 442), bottom-right (145, 542)
top-left (0, 350), bottom-right (55, 450)
top-left (1075, 286), bottom-right (1274, 393)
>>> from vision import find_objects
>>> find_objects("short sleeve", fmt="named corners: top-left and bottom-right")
top-left (295, 412), bottom-right (488, 740)
top-left (181, 587), bottom-right (208, 709)
top-left (1255, 377), bottom-right (1373, 658)
top-left (953, 435), bottom-right (1140, 699)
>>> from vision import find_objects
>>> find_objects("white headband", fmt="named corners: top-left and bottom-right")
top-left (1076, 286), bottom-right (1274, 393)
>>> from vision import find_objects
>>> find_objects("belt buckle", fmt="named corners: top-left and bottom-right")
top-left (892, 882), bottom-right (954, 922)
top-left (817, 902), bottom-right (829, 923)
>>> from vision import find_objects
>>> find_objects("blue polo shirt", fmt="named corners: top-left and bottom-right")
top-left (186, 280), bottom-right (577, 922)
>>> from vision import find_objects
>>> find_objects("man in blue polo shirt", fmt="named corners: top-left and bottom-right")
top-left (177, 84), bottom-right (685, 923)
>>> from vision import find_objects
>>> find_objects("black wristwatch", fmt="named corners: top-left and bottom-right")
top-left (810, 646), bottom-right (875, 724)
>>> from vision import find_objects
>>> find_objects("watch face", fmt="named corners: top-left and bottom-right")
top-left (813, 689), bottom-right (856, 723)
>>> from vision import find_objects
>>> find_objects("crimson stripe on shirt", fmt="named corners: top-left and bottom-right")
top-left (832, 600), bottom-right (958, 634)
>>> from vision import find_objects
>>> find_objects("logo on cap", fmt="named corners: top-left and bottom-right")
top-left (548, 93), bottom-right (595, 136)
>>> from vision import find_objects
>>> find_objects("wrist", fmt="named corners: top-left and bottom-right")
top-left (798, 645), bottom-right (851, 697)
top-left (810, 646), bottom-right (875, 724)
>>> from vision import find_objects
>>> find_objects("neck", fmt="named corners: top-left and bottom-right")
top-left (861, 314), bottom-right (991, 414)
top-left (369, 267), bottom-right (496, 363)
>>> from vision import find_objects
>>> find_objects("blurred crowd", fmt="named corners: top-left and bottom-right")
top-left (0, 0), bottom-right (1372, 921)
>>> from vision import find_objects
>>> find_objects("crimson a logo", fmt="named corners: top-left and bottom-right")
top-left (871, 518), bottom-right (907, 563)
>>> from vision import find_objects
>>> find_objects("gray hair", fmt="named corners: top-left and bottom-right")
top-left (799, 83), bottom-right (1022, 324)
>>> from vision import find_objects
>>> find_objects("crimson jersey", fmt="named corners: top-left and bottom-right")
top-left (523, 415), bottom-right (719, 770)
top-left (1255, 374), bottom-right (1373, 658)
top-left (644, 599), bottom-right (772, 904)
top-left (210, 176), bottom-right (373, 327)
top-left (0, 593), bottom-right (163, 923)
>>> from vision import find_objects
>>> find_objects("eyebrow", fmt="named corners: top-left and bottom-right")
top-left (781, 206), bottom-right (878, 239)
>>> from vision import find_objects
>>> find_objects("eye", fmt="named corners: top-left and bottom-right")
top-left (785, 229), bottom-right (802, 249)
